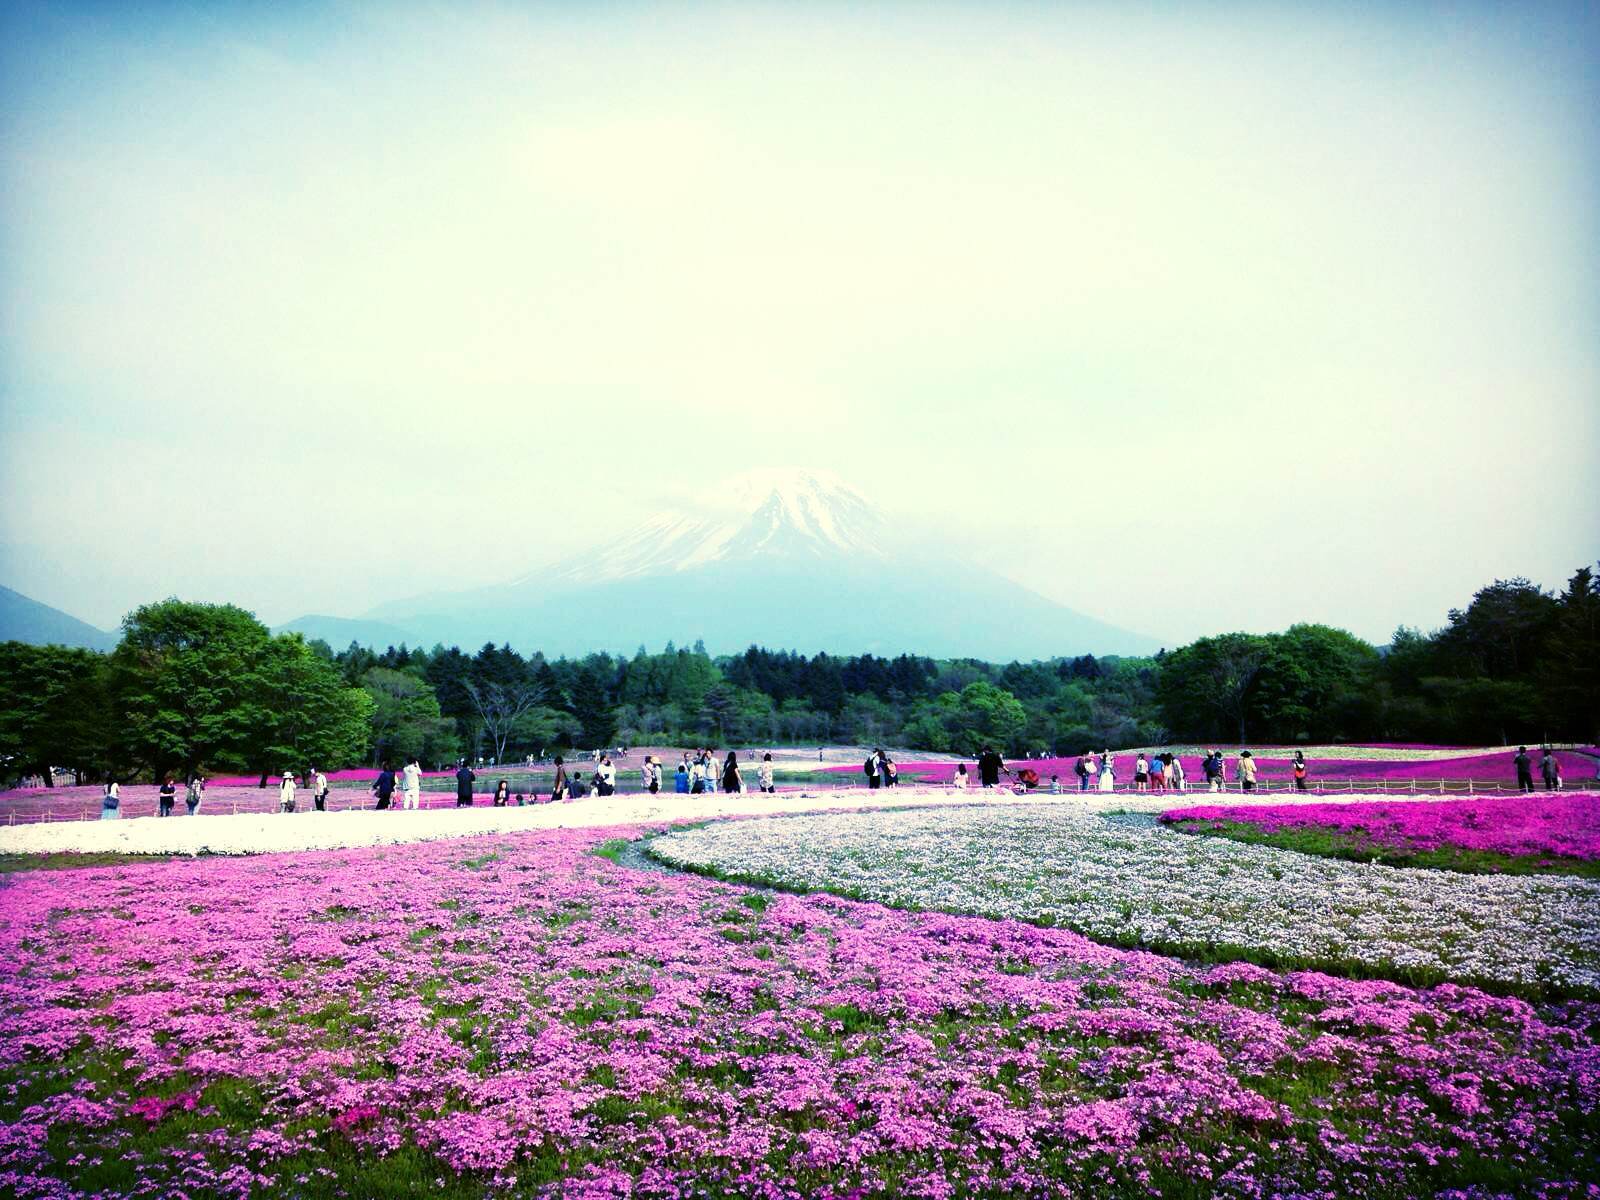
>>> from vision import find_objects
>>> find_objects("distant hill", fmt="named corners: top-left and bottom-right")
top-left (0, 585), bottom-right (118, 651)
top-left (287, 470), bottom-right (1165, 659)
top-left (273, 614), bottom-right (425, 651)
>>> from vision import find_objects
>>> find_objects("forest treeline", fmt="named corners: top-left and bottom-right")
top-left (1, 564), bottom-right (1595, 785)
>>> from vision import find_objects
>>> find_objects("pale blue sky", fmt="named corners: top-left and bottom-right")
top-left (2, 1), bottom-right (1596, 646)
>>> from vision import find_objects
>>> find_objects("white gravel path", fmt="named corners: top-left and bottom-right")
top-left (0, 787), bottom-right (1518, 858)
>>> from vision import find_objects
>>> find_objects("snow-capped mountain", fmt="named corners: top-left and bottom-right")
top-left (538, 470), bottom-right (888, 587)
top-left (281, 470), bottom-right (1162, 659)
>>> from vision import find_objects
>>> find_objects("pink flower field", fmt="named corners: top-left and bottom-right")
top-left (2, 825), bottom-right (1598, 1198)
top-left (833, 749), bottom-right (1600, 790)
top-left (1160, 795), bottom-right (1600, 863)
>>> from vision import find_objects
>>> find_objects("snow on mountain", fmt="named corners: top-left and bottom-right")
top-left (539, 469), bottom-right (888, 586)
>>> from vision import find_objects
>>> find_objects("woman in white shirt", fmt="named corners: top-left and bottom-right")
top-left (1099, 752), bottom-right (1116, 792)
top-left (278, 772), bottom-right (297, 813)
top-left (100, 779), bottom-right (120, 820)
top-left (758, 753), bottom-right (775, 793)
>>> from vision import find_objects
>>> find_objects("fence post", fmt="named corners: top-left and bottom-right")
top-left (1438, 780), bottom-right (1444, 794)
top-left (1409, 780), bottom-right (1415, 794)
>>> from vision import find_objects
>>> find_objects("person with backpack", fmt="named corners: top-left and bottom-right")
top-left (100, 778), bottom-right (120, 820)
top-left (864, 751), bottom-right (882, 789)
top-left (185, 773), bottom-right (204, 815)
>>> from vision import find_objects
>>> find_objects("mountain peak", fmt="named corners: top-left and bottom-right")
top-left (540, 469), bottom-right (888, 586)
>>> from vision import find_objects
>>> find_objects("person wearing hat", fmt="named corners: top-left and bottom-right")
top-left (278, 771), bottom-right (297, 813)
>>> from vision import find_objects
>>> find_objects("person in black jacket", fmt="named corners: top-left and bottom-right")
top-left (371, 762), bottom-right (396, 810)
top-left (1514, 747), bottom-right (1534, 793)
top-left (976, 747), bottom-right (1009, 788)
top-left (455, 762), bottom-right (476, 807)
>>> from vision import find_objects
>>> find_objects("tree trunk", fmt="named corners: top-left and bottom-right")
top-left (258, 770), bottom-right (270, 788)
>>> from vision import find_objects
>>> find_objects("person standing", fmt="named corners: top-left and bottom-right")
top-left (758, 753), bottom-right (775, 794)
top-left (643, 756), bottom-right (661, 795)
top-left (721, 751), bottom-right (743, 793)
top-left (1133, 754), bottom-right (1149, 793)
top-left (401, 757), bottom-right (423, 811)
top-left (1083, 752), bottom-right (1098, 792)
top-left (1171, 755), bottom-right (1187, 792)
top-left (596, 755), bottom-right (616, 797)
top-left (100, 778), bottom-right (120, 820)
top-left (1292, 751), bottom-right (1309, 792)
top-left (550, 756), bottom-right (569, 802)
top-left (675, 757), bottom-right (690, 794)
top-left (864, 751), bottom-right (881, 789)
top-left (455, 760), bottom-right (476, 807)
top-left (185, 773), bottom-right (204, 816)
top-left (1238, 750), bottom-right (1258, 793)
top-left (493, 779), bottom-right (510, 806)
top-left (882, 753), bottom-right (898, 788)
top-left (689, 756), bottom-right (706, 794)
top-left (1540, 749), bottom-right (1558, 791)
top-left (1514, 746), bottom-right (1534, 792)
top-left (158, 776), bottom-right (177, 817)
top-left (311, 767), bottom-right (328, 812)
top-left (278, 772), bottom-right (297, 813)
top-left (1098, 750), bottom-right (1115, 792)
top-left (372, 762), bottom-right (396, 809)
top-left (954, 762), bottom-right (970, 790)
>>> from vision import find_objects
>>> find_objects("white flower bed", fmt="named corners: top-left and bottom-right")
top-left (649, 804), bottom-right (1600, 995)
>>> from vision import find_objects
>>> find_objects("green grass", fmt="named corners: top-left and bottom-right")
top-left (0, 851), bottom-right (190, 875)
top-left (1166, 818), bottom-right (1600, 878)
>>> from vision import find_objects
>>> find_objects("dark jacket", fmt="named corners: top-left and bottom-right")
top-left (456, 767), bottom-right (476, 800)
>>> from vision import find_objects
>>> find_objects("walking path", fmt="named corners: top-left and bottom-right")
top-left (3, 787), bottom-right (1572, 858)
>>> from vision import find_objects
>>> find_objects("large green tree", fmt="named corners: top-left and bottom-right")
top-left (0, 642), bottom-right (112, 785)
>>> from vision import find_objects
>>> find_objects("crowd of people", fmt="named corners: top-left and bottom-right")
top-left (95, 744), bottom-right (1585, 820)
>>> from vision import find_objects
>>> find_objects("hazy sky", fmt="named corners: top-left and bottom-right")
top-left (2, 1), bottom-right (1596, 648)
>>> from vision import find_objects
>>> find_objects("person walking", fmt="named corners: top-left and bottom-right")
top-left (371, 762), bottom-right (396, 809)
top-left (758, 753), bottom-right (775, 794)
top-left (550, 756), bottom-right (570, 802)
top-left (1292, 751), bottom-right (1309, 792)
top-left (100, 778), bottom-right (120, 820)
top-left (1203, 750), bottom-right (1224, 793)
top-left (278, 771), bottom-right (297, 813)
top-left (864, 750), bottom-right (882, 789)
top-left (311, 767), bottom-right (328, 812)
top-left (977, 746), bottom-right (1010, 788)
top-left (455, 760), bottom-right (476, 807)
top-left (493, 779), bottom-right (510, 807)
top-left (157, 776), bottom-right (177, 817)
top-left (721, 751), bottom-right (743, 794)
top-left (1238, 750), bottom-right (1258, 793)
top-left (1098, 750), bottom-right (1116, 793)
top-left (402, 757), bottom-right (424, 811)
top-left (185, 773), bottom-right (204, 816)
top-left (1514, 746), bottom-right (1534, 793)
